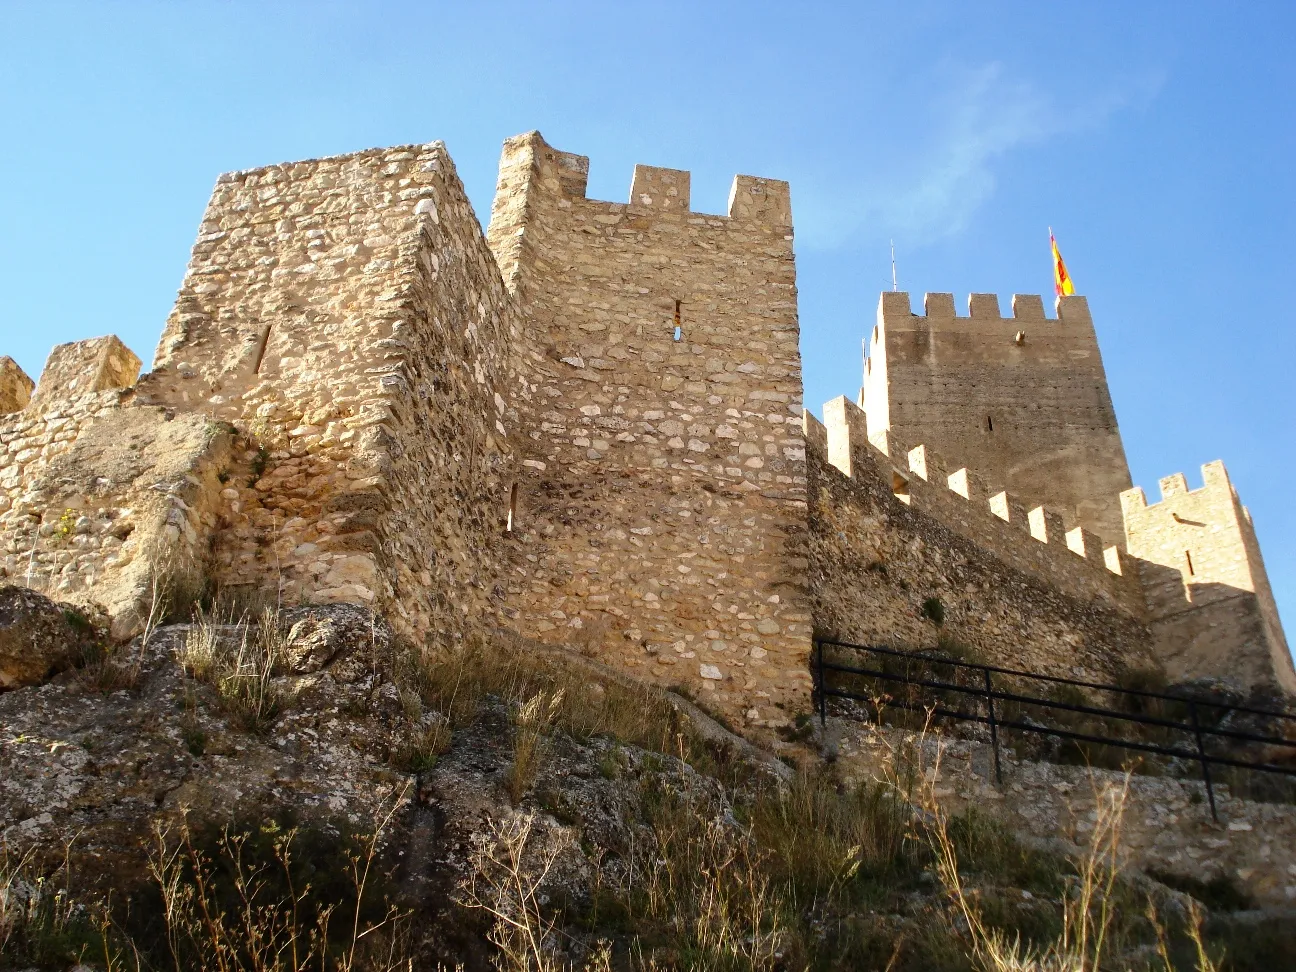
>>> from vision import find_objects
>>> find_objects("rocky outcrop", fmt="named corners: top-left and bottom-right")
top-left (0, 597), bottom-right (751, 968)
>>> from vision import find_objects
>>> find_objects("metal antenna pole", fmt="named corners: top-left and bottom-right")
top-left (890, 239), bottom-right (898, 292)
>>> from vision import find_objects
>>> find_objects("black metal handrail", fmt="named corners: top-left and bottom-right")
top-left (813, 638), bottom-right (1296, 822)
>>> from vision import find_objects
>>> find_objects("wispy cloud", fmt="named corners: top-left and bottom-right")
top-left (798, 64), bottom-right (1163, 249)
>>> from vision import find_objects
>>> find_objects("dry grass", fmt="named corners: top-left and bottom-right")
top-left (630, 794), bottom-right (789, 970)
top-left (397, 633), bottom-right (737, 780)
top-left (0, 842), bottom-right (77, 960)
top-left (507, 689), bottom-right (565, 803)
top-left (390, 718), bottom-right (452, 774)
top-left (749, 769), bottom-right (911, 908)
top-left (0, 789), bottom-right (442, 972)
top-left (178, 608), bottom-right (291, 733)
top-left (920, 742), bottom-right (1223, 972)
top-left (0, 838), bottom-right (134, 969)
top-left (9, 617), bottom-right (1271, 971)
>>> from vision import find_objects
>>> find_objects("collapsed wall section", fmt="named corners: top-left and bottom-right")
top-left (863, 291), bottom-right (1132, 546)
top-left (1122, 466), bottom-right (1295, 696)
top-left (0, 336), bottom-right (232, 637)
top-left (28, 337), bottom-right (141, 412)
top-left (2, 409), bottom-right (232, 638)
top-left (486, 132), bottom-right (810, 727)
top-left (806, 405), bottom-right (1155, 681)
top-left (137, 142), bottom-right (526, 646)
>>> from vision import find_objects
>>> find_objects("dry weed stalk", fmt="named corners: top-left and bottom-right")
top-left (0, 842), bottom-right (63, 955)
top-left (458, 812), bottom-right (615, 972)
top-left (148, 785), bottom-right (411, 972)
top-left (507, 689), bottom-right (564, 804)
top-left (648, 815), bottom-right (785, 968)
top-left (458, 812), bottom-right (562, 972)
top-left (0, 835), bottom-right (120, 968)
top-left (1151, 898), bottom-right (1221, 972)
top-left (913, 737), bottom-right (1223, 972)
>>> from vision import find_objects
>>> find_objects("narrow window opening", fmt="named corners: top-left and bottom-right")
top-left (986, 415), bottom-right (994, 432)
top-left (506, 483), bottom-right (518, 532)
top-left (673, 300), bottom-right (682, 341)
top-left (1184, 550), bottom-right (1194, 576)
top-left (252, 324), bottom-right (272, 374)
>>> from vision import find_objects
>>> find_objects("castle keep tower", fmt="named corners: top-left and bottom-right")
top-left (863, 291), bottom-right (1133, 546)
top-left (486, 133), bottom-right (812, 721)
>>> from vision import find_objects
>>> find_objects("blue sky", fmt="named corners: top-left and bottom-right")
top-left (2, 1), bottom-right (1293, 637)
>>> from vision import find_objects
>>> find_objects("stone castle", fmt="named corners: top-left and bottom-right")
top-left (1, 131), bottom-right (1291, 720)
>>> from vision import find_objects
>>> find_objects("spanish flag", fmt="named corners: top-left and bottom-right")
top-left (1051, 230), bottom-right (1075, 297)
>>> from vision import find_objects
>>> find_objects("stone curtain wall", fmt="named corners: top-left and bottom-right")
top-left (1123, 465), bottom-right (1296, 695)
top-left (486, 133), bottom-right (813, 728)
top-left (806, 411), bottom-right (1155, 682)
top-left (863, 291), bottom-right (1133, 546)
top-left (820, 397), bottom-right (1145, 617)
top-left (139, 143), bottom-right (525, 647)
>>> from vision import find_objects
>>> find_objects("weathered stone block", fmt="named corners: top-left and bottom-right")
top-left (30, 336), bottom-right (140, 411)
top-left (0, 357), bottom-right (34, 414)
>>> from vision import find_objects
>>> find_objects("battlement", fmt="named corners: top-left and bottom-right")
top-left (0, 357), bottom-right (34, 414)
top-left (876, 291), bottom-right (1093, 327)
top-left (496, 131), bottom-right (792, 226)
top-left (28, 336), bottom-right (140, 412)
top-left (813, 395), bottom-right (1143, 615)
top-left (1119, 460), bottom-right (1235, 515)
top-left (1121, 461), bottom-right (1254, 598)
top-left (629, 164), bottom-right (690, 211)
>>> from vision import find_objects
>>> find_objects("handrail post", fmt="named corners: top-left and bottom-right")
top-left (1189, 701), bottom-right (1219, 823)
top-left (983, 667), bottom-right (1003, 785)
top-left (817, 640), bottom-right (827, 727)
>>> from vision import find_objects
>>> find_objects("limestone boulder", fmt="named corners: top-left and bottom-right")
top-left (0, 586), bottom-right (81, 690)
top-left (280, 602), bottom-right (392, 675)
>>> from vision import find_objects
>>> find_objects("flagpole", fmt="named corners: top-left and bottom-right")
top-left (1048, 227), bottom-right (1056, 297)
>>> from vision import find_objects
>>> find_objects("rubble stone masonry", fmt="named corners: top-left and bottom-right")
top-left (486, 133), bottom-right (811, 726)
top-left (138, 141), bottom-right (528, 646)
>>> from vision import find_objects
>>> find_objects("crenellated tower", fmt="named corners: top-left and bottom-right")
top-left (485, 132), bottom-right (812, 723)
top-left (863, 291), bottom-right (1132, 546)
top-left (1123, 463), bottom-right (1295, 695)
